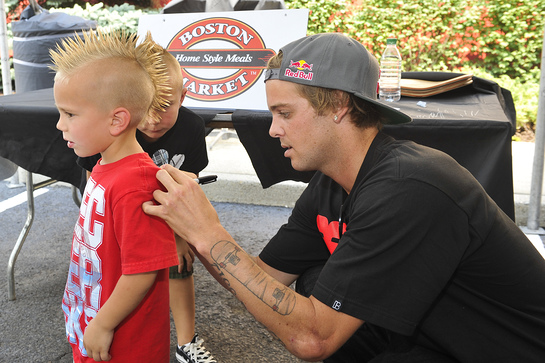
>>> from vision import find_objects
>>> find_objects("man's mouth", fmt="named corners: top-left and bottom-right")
top-left (281, 144), bottom-right (292, 157)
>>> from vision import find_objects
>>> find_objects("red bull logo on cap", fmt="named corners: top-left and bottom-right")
top-left (285, 59), bottom-right (314, 81)
top-left (289, 59), bottom-right (313, 71)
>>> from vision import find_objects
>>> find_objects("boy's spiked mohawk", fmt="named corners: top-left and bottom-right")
top-left (50, 29), bottom-right (171, 123)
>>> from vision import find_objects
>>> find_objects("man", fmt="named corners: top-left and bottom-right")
top-left (143, 33), bottom-right (545, 362)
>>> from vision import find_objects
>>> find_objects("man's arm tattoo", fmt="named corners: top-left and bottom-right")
top-left (210, 240), bottom-right (296, 316)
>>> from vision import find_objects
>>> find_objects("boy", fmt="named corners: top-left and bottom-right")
top-left (52, 30), bottom-right (179, 362)
top-left (77, 47), bottom-right (216, 363)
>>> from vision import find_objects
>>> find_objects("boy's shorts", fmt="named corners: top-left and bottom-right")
top-left (169, 264), bottom-right (194, 279)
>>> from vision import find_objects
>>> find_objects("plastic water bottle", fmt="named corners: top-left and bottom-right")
top-left (379, 38), bottom-right (402, 102)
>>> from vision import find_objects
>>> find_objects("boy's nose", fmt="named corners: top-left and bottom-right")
top-left (56, 118), bottom-right (65, 131)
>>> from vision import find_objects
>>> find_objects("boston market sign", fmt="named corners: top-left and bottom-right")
top-left (138, 9), bottom-right (308, 110)
top-left (167, 18), bottom-right (275, 102)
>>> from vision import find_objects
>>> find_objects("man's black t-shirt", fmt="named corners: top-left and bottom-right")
top-left (260, 132), bottom-right (545, 362)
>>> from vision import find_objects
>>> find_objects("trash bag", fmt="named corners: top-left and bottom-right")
top-left (12, 5), bottom-right (97, 93)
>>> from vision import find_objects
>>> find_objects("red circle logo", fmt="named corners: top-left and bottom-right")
top-left (167, 17), bottom-right (276, 102)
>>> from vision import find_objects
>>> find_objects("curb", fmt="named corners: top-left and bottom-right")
top-left (203, 173), bottom-right (306, 208)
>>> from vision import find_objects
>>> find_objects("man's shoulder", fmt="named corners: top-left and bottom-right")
top-left (375, 136), bottom-right (456, 171)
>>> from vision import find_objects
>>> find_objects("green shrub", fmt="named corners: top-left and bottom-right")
top-left (472, 1), bottom-right (544, 81)
top-left (287, 0), bottom-right (352, 34)
top-left (287, 0), bottom-right (543, 81)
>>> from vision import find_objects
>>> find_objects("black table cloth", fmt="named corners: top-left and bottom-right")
top-left (232, 72), bottom-right (516, 219)
top-left (0, 72), bottom-right (516, 219)
top-left (0, 88), bottom-right (81, 186)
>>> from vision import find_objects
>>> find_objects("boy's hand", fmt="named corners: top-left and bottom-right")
top-left (176, 235), bottom-right (195, 273)
top-left (83, 317), bottom-right (114, 361)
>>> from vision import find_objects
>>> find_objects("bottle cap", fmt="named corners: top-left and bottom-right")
top-left (386, 38), bottom-right (397, 45)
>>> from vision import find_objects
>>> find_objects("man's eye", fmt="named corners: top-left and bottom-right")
top-left (279, 111), bottom-right (290, 118)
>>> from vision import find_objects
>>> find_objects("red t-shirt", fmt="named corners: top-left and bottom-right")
top-left (62, 153), bottom-right (178, 362)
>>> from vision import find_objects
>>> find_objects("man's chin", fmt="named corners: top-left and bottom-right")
top-left (290, 160), bottom-right (311, 172)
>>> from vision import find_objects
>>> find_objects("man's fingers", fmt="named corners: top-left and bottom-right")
top-left (154, 167), bottom-right (178, 191)
top-left (158, 164), bottom-right (196, 187)
top-left (142, 200), bottom-right (161, 217)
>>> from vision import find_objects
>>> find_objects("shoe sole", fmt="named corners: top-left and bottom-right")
top-left (175, 352), bottom-right (190, 363)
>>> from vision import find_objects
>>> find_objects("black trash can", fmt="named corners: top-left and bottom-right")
top-left (11, 6), bottom-right (96, 93)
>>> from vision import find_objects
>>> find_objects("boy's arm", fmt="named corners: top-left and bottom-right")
top-left (83, 271), bottom-right (158, 361)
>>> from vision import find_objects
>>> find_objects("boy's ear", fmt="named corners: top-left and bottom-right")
top-left (179, 88), bottom-right (188, 107)
top-left (110, 107), bottom-right (131, 136)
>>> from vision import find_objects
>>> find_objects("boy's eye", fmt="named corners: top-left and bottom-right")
top-left (279, 111), bottom-right (290, 118)
top-left (163, 101), bottom-right (174, 111)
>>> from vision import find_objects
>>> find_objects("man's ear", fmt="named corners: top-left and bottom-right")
top-left (335, 105), bottom-right (350, 123)
top-left (333, 90), bottom-right (350, 123)
top-left (110, 107), bottom-right (131, 136)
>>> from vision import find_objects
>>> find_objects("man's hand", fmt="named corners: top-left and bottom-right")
top-left (83, 317), bottom-right (114, 361)
top-left (176, 235), bottom-right (195, 273)
top-left (142, 164), bottom-right (229, 254)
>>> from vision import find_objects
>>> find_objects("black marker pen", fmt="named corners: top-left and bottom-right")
top-left (194, 175), bottom-right (218, 185)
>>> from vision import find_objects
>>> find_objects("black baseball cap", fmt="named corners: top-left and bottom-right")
top-left (265, 33), bottom-right (412, 125)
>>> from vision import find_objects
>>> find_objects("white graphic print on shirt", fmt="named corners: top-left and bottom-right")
top-left (62, 177), bottom-right (105, 357)
top-left (151, 149), bottom-right (185, 168)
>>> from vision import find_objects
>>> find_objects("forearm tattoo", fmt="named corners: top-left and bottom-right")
top-left (210, 240), bottom-right (296, 315)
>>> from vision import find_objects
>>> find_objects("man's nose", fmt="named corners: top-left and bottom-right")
top-left (269, 117), bottom-right (283, 138)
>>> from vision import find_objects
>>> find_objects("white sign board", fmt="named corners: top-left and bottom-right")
top-left (138, 9), bottom-right (309, 111)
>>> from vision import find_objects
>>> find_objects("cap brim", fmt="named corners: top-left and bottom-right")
top-left (356, 94), bottom-right (412, 125)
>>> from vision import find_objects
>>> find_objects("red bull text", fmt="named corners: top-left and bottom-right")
top-left (284, 68), bottom-right (313, 80)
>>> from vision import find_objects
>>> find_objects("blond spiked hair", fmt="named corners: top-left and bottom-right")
top-left (161, 48), bottom-right (184, 93)
top-left (50, 29), bottom-right (171, 124)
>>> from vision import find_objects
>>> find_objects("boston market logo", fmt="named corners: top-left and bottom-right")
top-left (167, 17), bottom-right (276, 102)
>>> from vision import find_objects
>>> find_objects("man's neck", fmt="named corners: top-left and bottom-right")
top-left (326, 127), bottom-right (378, 194)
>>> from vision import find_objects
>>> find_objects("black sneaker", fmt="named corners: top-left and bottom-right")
top-left (176, 333), bottom-right (217, 363)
